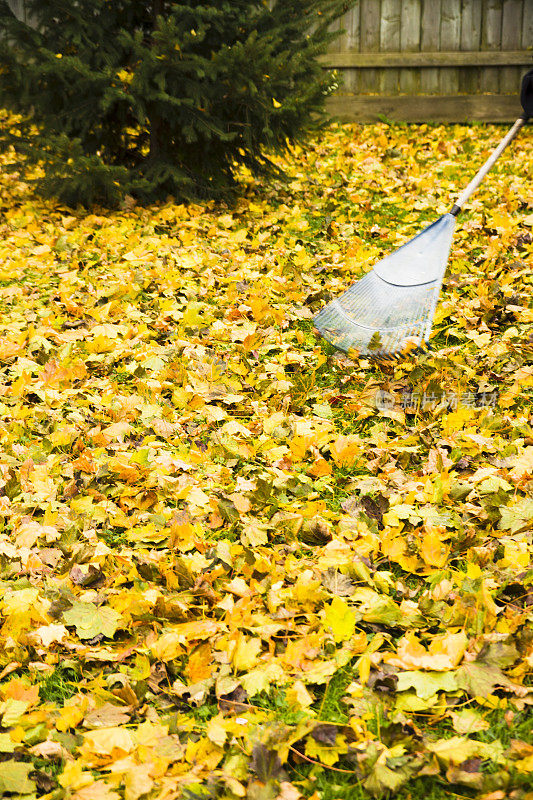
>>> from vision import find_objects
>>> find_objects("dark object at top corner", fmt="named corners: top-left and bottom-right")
top-left (521, 68), bottom-right (533, 120)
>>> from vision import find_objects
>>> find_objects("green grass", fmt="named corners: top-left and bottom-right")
top-left (477, 707), bottom-right (533, 748)
top-left (313, 667), bottom-right (354, 725)
top-left (394, 777), bottom-right (477, 800)
top-left (39, 663), bottom-right (81, 703)
top-left (97, 527), bottom-right (130, 548)
top-left (189, 702), bottom-right (220, 724)
top-left (252, 688), bottom-right (309, 725)
top-left (294, 772), bottom-right (480, 800)
top-left (296, 772), bottom-right (366, 800)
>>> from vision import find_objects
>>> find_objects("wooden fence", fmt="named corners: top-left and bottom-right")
top-left (323, 0), bottom-right (533, 121)
top-left (5, 0), bottom-right (533, 122)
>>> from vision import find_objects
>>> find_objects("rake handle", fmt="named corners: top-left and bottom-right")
top-left (449, 116), bottom-right (526, 216)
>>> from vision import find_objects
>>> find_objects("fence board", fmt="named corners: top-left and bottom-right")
top-left (322, 50), bottom-right (533, 67)
top-left (439, 0), bottom-right (461, 93)
top-left (380, 0), bottom-right (401, 93)
top-left (459, 0), bottom-right (483, 93)
top-left (420, 0), bottom-right (441, 94)
top-left (480, 0), bottom-right (504, 92)
top-left (326, 92), bottom-right (524, 122)
top-left (340, 2), bottom-right (361, 93)
top-left (522, 0), bottom-right (533, 50)
top-left (399, 0), bottom-right (421, 93)
top-left (338, 0), bottom-right (361, 51)
top-left (359, 0), bottom-right (381, 93)
top-left (501, 0), bottom-right (524, 95)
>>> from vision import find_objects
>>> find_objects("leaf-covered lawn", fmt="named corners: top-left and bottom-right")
top-left (0, 119), bottom-right (532, 800)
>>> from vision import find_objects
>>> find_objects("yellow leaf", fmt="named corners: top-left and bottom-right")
top-left (86, 335), bottom-right (115, 354)
top-left (308, 456), bottom-right (332, 477)
top-left (305, 733), bottom-right (347, 766)
top-left (59, 761), bottom-right (94, 791)
top-left (184, 736), bottom-right (223, 770)
top-left (384, 631), bottom-right (467, 671)
top-left (33, 243), bottom-right (52, 255)
top-left (169, 513), bottom-right (196, 552)
top-left (185, 642), bottom-right (213, 683)
top-left (116, 69), bottom-right (133, 85)
top-left (124, 766), bottom-right (154, 800)
top-left (150, 632), bottom-right (183, 662)
top-left (33, 624), bottom-right (67, 647)
top-left (15, 521), bottom-right (59, 549)
top-left (56, 701), bottom-right (86, 732)
top-left (232, 634), bottom-right (262, 672)
top-left (323, 596), bottom-right (357, 643)
top-left (501, 541), bottom-right (529, 569)
top-left (510, 447), bottom-right (533, 482)
top-left (442, 405), bottom-right (477, 434)
top-left (73, 781), bottom-right (121, 800)
top-left (81, 727), bottom-right (134, 761)
top-left (358, 652), bottom-right (371, 685)
top-left (420, 527), bottom-right (450, 569)
top-left (206, 714), bottom-right (228, 747)
top-left (330, 435), bottom-right (360, 467)
top-left (449, 709), bottom-right (489, 734)
top-left (230, 492), bottom-right (252, 514)
top-left (241, 520), bottom-right (269, 547)
top-left (286, 680), bottom-right (314, 709)
top-left (26, 465), bottom-right (56, 502)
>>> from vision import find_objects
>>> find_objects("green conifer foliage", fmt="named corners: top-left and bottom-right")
top-left (0, 0), bottom-right (347, 206)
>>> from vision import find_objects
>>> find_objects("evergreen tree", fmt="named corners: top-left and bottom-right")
top-left (0, 0), bottom-right (348, 206)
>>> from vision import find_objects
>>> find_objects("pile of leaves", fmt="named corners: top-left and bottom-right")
top-left (0, 116), bottom-right (532, 800)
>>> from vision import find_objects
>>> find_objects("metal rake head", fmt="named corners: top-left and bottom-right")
top-left (314, 273), bottom-right (440, 357)
top-left (313, 213), bottom-right (457, 358)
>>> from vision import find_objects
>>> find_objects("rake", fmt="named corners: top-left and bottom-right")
top-left (313, 69), bottom-right (533, 358)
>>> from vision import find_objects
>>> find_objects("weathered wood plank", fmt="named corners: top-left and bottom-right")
top-left (522, 0), bottom-right (533, 48)
top-left (459, 0), bottom-right (483, 93)
top-left (379, 0), bottom-right (401, 94)
top-left (519, 0), bottom-right (533, 103)
top-left (359, 0), bottom-right (381, 93)
top-left (500, 0), bottom-right (524, 94)
top-left (338, 2), bottom-right (362, 93)
top-left (320, 50), bottom-right (533, 68)
top-left (399, 0), bottom-right (421, 94)
top-left (439, 0), bottom-right (461, 93)
top-left (460, 0), bottom-right (483, 49)
top-left (325, 93), bottom-right (524, 122)
top-left (420, 0), bottom-right (441, 94)
top-left (481, 0), bottom-right (503, 93)
top-left (524, 0), bottom-right (533, 49)
top-left (336, 2), bottom-right (360, 52)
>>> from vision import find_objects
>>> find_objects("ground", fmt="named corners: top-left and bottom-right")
top-left (0, 119), bottom-right (532, 800)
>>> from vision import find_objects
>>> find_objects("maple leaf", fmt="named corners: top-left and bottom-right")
top-left (62, 602), bottom-right (122, 640)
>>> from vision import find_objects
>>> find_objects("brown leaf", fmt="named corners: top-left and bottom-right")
top-left (84, 702), bottom-right (131, 729)
top-left (311, 723), bottom-right (338, 745)
top-left (321, 569), bottom-right (355, 596)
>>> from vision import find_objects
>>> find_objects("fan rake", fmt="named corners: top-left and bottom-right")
top-left (313, 70), bottom-right (532, 359)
